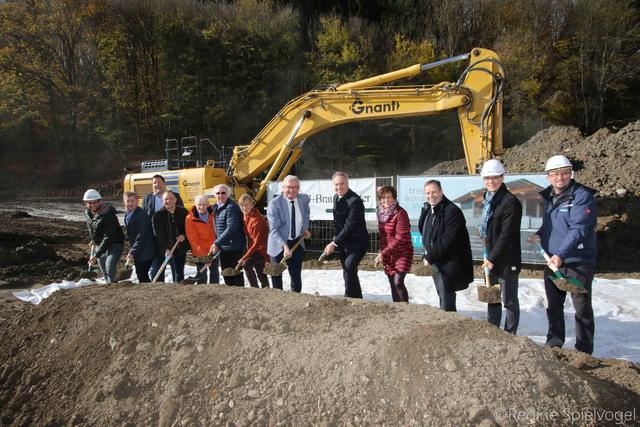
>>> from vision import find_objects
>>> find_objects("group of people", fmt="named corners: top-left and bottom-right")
top-left (84, 154), bottom-right (597, 355)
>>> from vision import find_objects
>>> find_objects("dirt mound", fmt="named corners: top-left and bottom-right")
top-left (1, 284), bottom-right (638, 426)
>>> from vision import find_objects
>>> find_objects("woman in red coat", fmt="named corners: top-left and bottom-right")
top-left (375, 185), bottom-right (413, 302)
top-left (238, 194), bottom-right (270, 288)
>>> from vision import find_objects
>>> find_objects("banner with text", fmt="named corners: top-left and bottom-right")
top-left (397, 174), bottom-right (549, 264)
top-left (267, 178), bottom-right (377, 221)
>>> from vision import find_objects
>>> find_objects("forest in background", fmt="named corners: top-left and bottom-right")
top-left (0, 0), bottom-right (639, 184)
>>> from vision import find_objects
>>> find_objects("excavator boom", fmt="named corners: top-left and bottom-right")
top-left (230, 48), bottom-right (504, 201)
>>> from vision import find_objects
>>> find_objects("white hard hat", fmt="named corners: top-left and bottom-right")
top-left (83, 189), bottom-right (102, 201)
top-left (480, 159), bottom-right (506, 177)
top-left (544, 155), bottom-right (572, 172)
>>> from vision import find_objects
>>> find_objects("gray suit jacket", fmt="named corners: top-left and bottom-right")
top-left (267, 193), bottom-right (310, 257)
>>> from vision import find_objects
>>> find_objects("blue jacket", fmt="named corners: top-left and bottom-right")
top-left (267, 193), bottom-right (311, 257)
top-left (124, 207), bottom-right (156, 262)
top-left (214, 199), bottom-right (247, 251)
top-left (537, 181), bottom-right (597, 266)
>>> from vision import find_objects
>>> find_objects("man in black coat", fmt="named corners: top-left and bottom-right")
top-left (84, 189), bottom-right (125, 284)
top-left (123, 191), bottom-right (157, 283)
top-left (323, 171), bottom-right (369, 298)
top-left (152, 191), bottom-right (190, 282)
top-left (419, 179), bottom-right (473, 312)
top-left (479, 160), bottom-right (522, 334)
top-left (142, 174), bottom-right (184, 281)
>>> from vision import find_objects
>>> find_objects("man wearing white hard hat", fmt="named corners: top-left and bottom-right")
top-left (84, 189), bottom-right (125, 283)
top-left (528, 155), bottom-right (597, 354)
top-left (479, 159), bottom-right (522, 334)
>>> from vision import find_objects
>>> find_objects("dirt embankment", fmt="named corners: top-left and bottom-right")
top-left (1, 284), bottom-right (639, 426)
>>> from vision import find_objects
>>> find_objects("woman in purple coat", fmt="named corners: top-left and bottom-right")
top-left (375, 186), bottom-right (413, 302)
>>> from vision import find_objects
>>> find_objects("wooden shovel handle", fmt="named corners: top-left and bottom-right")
top-left (539, 248), bottom-right (560, 273)
top-left (280, 236), bottom-right (305, 265)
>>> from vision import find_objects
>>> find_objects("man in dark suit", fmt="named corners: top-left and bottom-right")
top-left (123, 191), bottom-right (156, 282)
top-left (419, 179), bottom-right (473, 312)
top-left (152, 191), bottom-right (190, 282)
top-left (323, 171), bottom-right (369, 299)
top-left (267, 175), bottom-right (311, 292)
top-left (142, 174), bottom-right (184, 281)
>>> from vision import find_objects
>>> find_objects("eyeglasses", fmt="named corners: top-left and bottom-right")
top-left (548, 170), bottom-right (571, 178)
top-left (215, 192), bottom-right (226, 195)
top-left (482, 176), bottom-right (503, 182)
top-left (284, 185), bottom-right (300, 189)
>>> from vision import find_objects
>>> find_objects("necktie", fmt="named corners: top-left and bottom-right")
top-left (290, 200), bottom-right (296, 240)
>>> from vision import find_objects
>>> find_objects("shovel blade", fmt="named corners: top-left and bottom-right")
top-left (180, 276), bottom-right (198, 285)
top-left (221, 267), bottom-right (243, 277)
top-left (264, 262), bottom-right (287, 276)
top-left (114, 266), bottom-right (133, 282)
top-left (550, 275), bottom-right (588, 294)
top-left (477, 285), bottom-right (502, 304)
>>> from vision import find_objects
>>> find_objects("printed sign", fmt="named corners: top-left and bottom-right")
top-left (398, 174), bottom-right (549, 264)
top-left (267, 178), bottom-right (377, 221)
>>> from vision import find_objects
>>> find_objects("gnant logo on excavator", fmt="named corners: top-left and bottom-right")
top-left (350, 100), bottom-right (400, 115)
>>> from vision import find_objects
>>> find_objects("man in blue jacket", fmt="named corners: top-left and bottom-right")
top-left (529, 155), bottom-right (598, 354)
top-left (267, 175), bottom-right (311, 292)
top-left (212, 184), bottom-right (247, 287)
top-left (123, 191), bottom-right (156, 282)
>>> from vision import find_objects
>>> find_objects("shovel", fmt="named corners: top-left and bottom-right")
top-left (181, 252), bottom-right (221, 284)
top-left (114, 255), bottom-right (133, 282)
top-left (477, 248), bottom-right (502, 304)
top-left (152, 240), bottom-right (180, 283)
top-left (539, 247), bottom-right (587, 294)
top-left (221, 260), bottom-right (244, 277)
top-left (79, 244), bottom-right (98, 280)
top-left (264, 237), bottom-right (305, 276)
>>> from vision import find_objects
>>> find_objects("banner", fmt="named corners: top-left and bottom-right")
top-left (267, 178), bottom-right (377, 221)
top-left (398, 174), bottom-right (549, 264)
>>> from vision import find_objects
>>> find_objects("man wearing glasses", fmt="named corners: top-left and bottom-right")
top-left (211, 184), bottom-right (246, 286)
top-left (267, 175), bottom-right (311, 292)
top-left (529, 155), bottom-right (597, 354)
top-left (478, 159), bottom-right (522, 334)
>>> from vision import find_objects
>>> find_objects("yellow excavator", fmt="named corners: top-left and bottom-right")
top-left (124, 47), bottom-right (504, 207)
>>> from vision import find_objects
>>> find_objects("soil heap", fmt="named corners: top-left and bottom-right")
top-left (1, 283), bottom-right (639, 426)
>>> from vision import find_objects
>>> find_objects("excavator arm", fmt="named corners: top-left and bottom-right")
top-left (230, 47), bottom-right (504, 201)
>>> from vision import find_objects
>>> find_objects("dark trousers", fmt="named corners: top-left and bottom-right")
top-left (339, 247), bottom-right (366, 299)
top-left (169, 253), bottom-right (186, 283)
top-left (244, 252), bottom-right (269, 288)
top-left (134, 259), bottom-right (153, 283)
top-left (432, 265), bottom-right (456, 311)
top-left (221, 250), bottom-right (244, 287)
top-left (487, 270), bottom-right (520, 334)
top-left (544, 264), bottom-right (595, 354)
top-left (271, 239), bottom-right (304, 292)
top-left (150, 255), bottom-right (166, 282)
top-left (387, 272), bottom-right (409, 302)
top-left (195, 257), bottom-right (220, 284)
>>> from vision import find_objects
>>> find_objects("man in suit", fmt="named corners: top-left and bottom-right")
top-left (267, 175), bottom-right (311, 292)
top-left (323, 171), bottom-right (369, 299)
top-left (123, 191), bottom-right (156, 283)
top-left (142, 174), bottom-right (184, 281)
top-left (419, 179), bottom-right (473, 312)
top-left (153, 191), bottom-right (189, 282)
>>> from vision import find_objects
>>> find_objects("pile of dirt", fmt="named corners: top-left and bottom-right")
top-left (426, 121), bottom-right (640, 272)
top-left (1, 284), bottom-right (639, 426)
